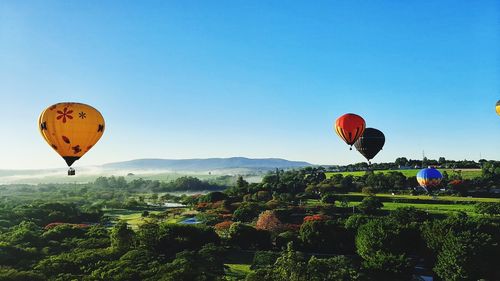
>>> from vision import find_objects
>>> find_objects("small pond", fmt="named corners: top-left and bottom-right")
top-left (180, 217), bottom-right (202, 224)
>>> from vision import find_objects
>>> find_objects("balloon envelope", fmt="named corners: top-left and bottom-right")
top-left (39, 102), bottom-right (105, 167)
top-left (417, 167), bottom-right (443, 188)
top-left (354, 128), bottom-right (385, 161)
top-left (334, 113), bottom-right (366, 147)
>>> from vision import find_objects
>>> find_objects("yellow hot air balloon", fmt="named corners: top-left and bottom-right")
top-left (39, 102), bottom-right (105, 175)
top-left (496, 100), bottom-right (500, 116)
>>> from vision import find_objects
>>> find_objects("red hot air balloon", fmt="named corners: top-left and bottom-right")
top-left (334, 113), bottom-right (366, 150)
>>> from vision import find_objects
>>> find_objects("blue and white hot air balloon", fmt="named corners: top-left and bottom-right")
top-left (417, 167), bottom-right (443, 192)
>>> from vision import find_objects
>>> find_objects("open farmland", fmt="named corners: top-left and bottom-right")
top-left (325, 168), bottom-right (482, 179)
top-left (306, 192), bottom-right (499, 215)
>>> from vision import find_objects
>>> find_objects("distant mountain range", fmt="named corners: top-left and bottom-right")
top-left (0, 157), bottom-right (313, 184)
top-left (102, 157), bottom-right (312, 171)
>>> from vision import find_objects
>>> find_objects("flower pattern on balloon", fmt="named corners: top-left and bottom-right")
top-left (57, 107), bottom-right (74, 123)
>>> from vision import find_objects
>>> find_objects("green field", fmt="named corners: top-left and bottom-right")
top-left (344, 192), bottom-right (500, 203)
top-left (224, 264), bottom-right (252, 280)
top-left (306, 199), bottom-right (477, 215)
top-left (104, 208), bottom-right (188, 229)
top-left (349, 201), bottom-right (476, 214)
top-left (307, 193), bottom-right (499, 215)
top-left (325, 169), bottom-right (482, 179)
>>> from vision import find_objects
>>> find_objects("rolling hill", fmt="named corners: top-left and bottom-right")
top-left (102, 157), bottom-right (312, 171)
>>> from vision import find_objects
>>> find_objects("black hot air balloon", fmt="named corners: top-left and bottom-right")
top-left (354, 128), bottom-right (385, 164)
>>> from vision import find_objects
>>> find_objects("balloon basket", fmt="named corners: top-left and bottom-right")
top-left (68, 168), bottom-right (76, 176)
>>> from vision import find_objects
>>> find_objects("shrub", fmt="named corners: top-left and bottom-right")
top-left (361, 187), bottom-right (375, 195)
top-left (321, 193), bottom-right (336, 204)
top-left (214, 221), bottom-right (233, 238)
top-left (474, 202), bottom-right (500, 215)
top-left (303, 214), bottom-right (330, 223)
top-left (357, 196), bottom-right (383, 214)
top-left (251, 251), bottom-right (280, 269)
top-left (344, 214), bottom-right (373, 231)
top-left (229, 223), bottom-right (271, 250)
top-left (233, 203), bottom-right (263, 222)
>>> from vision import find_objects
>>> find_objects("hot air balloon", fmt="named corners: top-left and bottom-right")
top-left (39, 102), bottom-right (105, 175)
top-left (354, 128), bottom-right (385, 164)
top-left (496, 100), bottom-right (500, 116)
top-left (417, 167), bottom-right (442, 192)
top-left (334, 113), bottom-right (366, 150)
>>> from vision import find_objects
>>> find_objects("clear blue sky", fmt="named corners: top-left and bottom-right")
top-left (0, 1), bottom-right (499, 169)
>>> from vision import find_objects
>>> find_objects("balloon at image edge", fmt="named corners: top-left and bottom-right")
top-left (334, 113), bottom-right (366, 150)
top-left (354, 128), bottom-right (385, 163)
top-left (38, 102), bottom-right (105, 175)
top-left (416, 167), bottom-right (443, 189)
top-left (496, 100), bottom-right (500, 116)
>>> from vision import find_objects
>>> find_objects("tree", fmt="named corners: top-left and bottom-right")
top-left (151, 193), bottom-right (159, 201)
top-left (154, 244), bottom-right (225, 281)
top-left (2, 221), bottom-right (43, 247)
top-left (438, 157), bottom-right (446, 165)
top-left (214, 221), bottom-right (233, 238)
top-left (344, 214), bottom-right (373, 231)
top-left (0, 243), bottom-right (38, 267)
top-left (233, 203), bottom-right (263, 222)
top-left (474, 202), bottom-right (500, 215)
top-left (229, 222), bottom-right (271, 250)
top-left (421, 213), bottom-right (475, 254)
top-left (195, 243), bottom-right (225, 279)
top-left (42, 223), bottom-right (86, 241)
top-left (273, 243), bottom-right (307, 281)
top-left (157, 224), bottom-right (220, 257)
top-left (251, 251), bottom-right (281, 270)
top-left (357, 196), bottom-right (383, 214)
top-left (0, 268), bottom-right (45, 281)
top-left (237, 176), bottom-right (249, 189)
top-left (137, 222), bottom-right (159, 251)
top-left (275, 231), bottom-right (300, 250)
top-left (256, 190), bottom-right (272, 201)
top-left (340, 175), bottom-right (355, 191)
top-left (110, 221), bottom-right (135, 253)
top-left (198, 192), bottom-right (228, 203)
top-left (299, 220), bottom-right (352, 253)
top-left (306, 255), bottom-right (361, 281)
top-left (90, 249), bottom-right (158, 281)
top-left (386, 172), bottom-right (407, 190)
top-left (389, 207), bottom-right (429, 225)
top-left (434, 231), bottom-right (499, 281)
top-left (356, 219), bottom-right (413, 280)
top-left (321, 193), bottom-right (336, 204)
top-left (247, 244), bottom-right (361, 281)
top-left (395, 157), bottom-right (408, 167)
top-left (256, 211), bottom-right (284, 233)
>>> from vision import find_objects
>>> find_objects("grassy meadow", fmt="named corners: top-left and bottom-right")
top-left (307, 192), bottom-right (499, 215)
top-left (325, 168), bottom-right (482, 179)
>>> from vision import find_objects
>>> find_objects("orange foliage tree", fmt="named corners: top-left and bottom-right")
top-left (256, 210), bottom-right (284, 233)
top-left (214, 221), bottom-right (233, 238)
